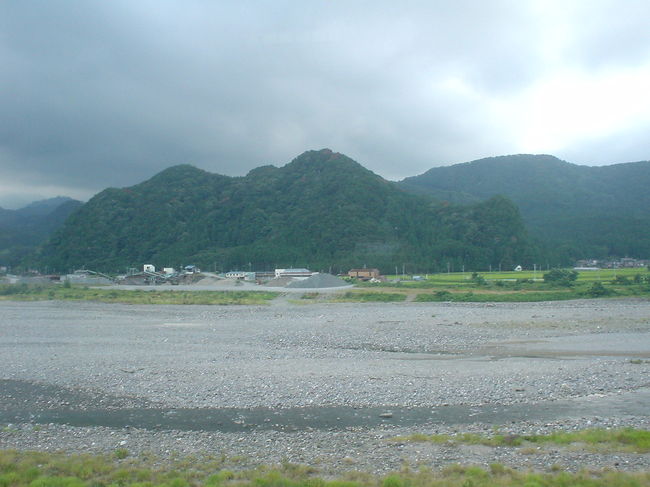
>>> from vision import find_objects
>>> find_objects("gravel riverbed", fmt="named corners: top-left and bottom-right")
top-left (1, 298), bottom-right (649, 474)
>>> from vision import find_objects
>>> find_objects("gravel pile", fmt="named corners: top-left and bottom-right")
top-left (65, 276), bottom-right (113, 285)
top-left (264, 276), bottom-right (296, 287)
top-left (286, 273), bottom-right (348, 288)
top-left (194, 277), bottom-right (221, 285)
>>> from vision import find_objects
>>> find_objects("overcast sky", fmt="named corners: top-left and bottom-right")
top-left (1, 1), bottom-right (649, 208)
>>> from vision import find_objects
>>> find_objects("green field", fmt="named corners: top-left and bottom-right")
top-left (383, 267), bottom-right (648, 286)
top-left (345, 268), bottom-right (650, 302)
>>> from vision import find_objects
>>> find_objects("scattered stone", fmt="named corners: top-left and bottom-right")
top-left (1, 298), bottom-right (649, 474)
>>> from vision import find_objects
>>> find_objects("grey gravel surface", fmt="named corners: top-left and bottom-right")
top-left (1, 298), bottom-right (650, 474)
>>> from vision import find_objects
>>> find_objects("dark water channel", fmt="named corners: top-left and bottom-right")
top-left (2, 380), bottom-right (649, 432)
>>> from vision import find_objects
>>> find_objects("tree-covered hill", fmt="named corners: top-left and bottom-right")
top-left (400, 154), bottom-right (650, 263)
top-left (0, 197), bottom-right (83, 267)
top-left (40, 149), bottom-right (533, 274)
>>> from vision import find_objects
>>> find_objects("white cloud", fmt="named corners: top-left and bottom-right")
top-left (511, 66), bottom-right (650, 155)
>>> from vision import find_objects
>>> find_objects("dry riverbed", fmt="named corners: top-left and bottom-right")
top-left (1, 298), bottom-right (649, 474)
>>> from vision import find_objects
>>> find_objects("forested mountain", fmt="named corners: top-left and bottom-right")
top-left (0, 197), bottom-right (83, 267)
top-left (40, 149), bottom-right (532, 274)
top-left (400, 155), bottom-right (650, 263)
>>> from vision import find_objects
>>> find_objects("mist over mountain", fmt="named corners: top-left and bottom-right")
top-left (0, 197), bottom-right (83, 267)
top-left (40, 150), bottom-right (531, 274)
top-left (400, 154), bottom-right (650, 263)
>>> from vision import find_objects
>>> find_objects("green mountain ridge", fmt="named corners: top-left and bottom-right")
top-left (40, 149), bottom-right (532, 274)
top-left (400, 154), bottom-right (650, 261)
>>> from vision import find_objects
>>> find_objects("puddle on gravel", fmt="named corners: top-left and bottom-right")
top-left (1, 380), bottom-right (649, 433)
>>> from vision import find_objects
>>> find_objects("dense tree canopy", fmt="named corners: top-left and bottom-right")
top-left (39, 150), bottom-right (533, 274)
top-left (400, 154), bottom-right (650, 264)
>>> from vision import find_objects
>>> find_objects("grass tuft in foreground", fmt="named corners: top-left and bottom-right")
top-left (390, 428), bottom-right (650, 453)
top-left (0, 284), bottom-right (279, 305)
top-left (2, 450), bottom-right (650, 487)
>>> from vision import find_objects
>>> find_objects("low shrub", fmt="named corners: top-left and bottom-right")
top-left (543, 269), bottom-right (578, 287)
top-left (584, 282), bottom-right (613, 297)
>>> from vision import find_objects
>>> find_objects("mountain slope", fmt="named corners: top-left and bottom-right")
top-left (400, 154), bottom-right (650, 261)
top-left (41, 149), bottom-right (532, 273)
top-left (0, 197), bottom-right (83, 267)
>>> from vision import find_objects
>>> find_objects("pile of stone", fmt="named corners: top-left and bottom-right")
top-left (263, 276), bottom-right (296, 287)
top-left (286, 273), bottom-right (349, 288)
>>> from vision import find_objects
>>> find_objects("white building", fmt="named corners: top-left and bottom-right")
top-left (225, 271), bottom-right (256, 280)
top-left (274, 268), bottom-right (313, 278)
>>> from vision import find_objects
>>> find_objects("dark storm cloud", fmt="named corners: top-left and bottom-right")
top-left (0, 1), bottom-right (648, 207)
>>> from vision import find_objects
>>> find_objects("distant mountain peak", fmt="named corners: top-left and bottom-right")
top-left (136, 164), bottom-right (217, 189)
top-left (439, 154), bottom-right (571, 172)
top-left (284, 149), bottom-right (379, 181)
top-left (22, 196), bottom-right (75, 210)
top-left (152, 164), bottom-right (207, 177)
top-left (289, 148), bottom-right (341, 165)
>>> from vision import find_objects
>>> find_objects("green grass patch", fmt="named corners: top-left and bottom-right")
top-left (1, 450), bottom-right (650, 487)
top-left (391, 428), bottom-right (650, 453)
top-left (0, 284), bottom-right (279, 305)
top-left (300, 292), bottom-right (320, 300)
top-left (332, 291), bottom-right (407, 302)
top-left (414, 290), bottom-right (579, 302)
top-left (390, 432), bottom-right (526, 447)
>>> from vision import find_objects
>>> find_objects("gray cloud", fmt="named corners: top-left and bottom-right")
top-left (1, 0), bottom-right (648, 207)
